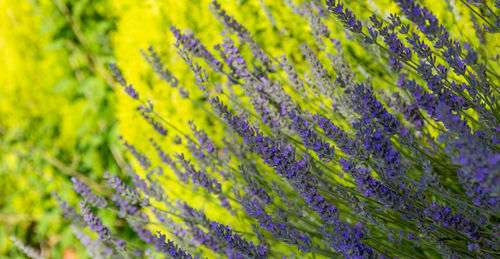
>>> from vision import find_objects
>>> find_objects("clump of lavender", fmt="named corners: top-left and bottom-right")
top-left (32, 0), bottom-right (500, 258)
top-left (10, 236), bottom-right (45, 259)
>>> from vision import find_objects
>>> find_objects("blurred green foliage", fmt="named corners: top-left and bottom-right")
top-left (0, 0), bottom-right (120, 257)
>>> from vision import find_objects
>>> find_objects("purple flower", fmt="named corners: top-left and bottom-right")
top-left (211, 1), bottom-right (273, 71)
top-left (136, 104), bottom-right (168, 136)
top-left (111, 194), bottom-right (140, 218)
top-left (150, 138), bottom-right (189, 183)
top-left (240, 196), bottom-right (312, 253)
top-left (71, 177), bottom-right (107, 209)
top-left (289, 111), bottom-right (335, 162)
top-left (188, 120), bottom-right (216, 154)
top-left (71, 225), bottom-right (116, 258)
top-left (170, 26), bottom-right (223, 72)
top-left (239, 165), bottom-right (272, 205)
top-left (326, 0), bottom-right (363, 33)
top-left (130, 218), bottom-right (197, 259)
top-left (399, 76), bottom-right (500, 203)
top-left (175, 153), bottom-right (222, 194)
top-left (109, 64), bottom-right (139, 99)
top-left (314, 114), bottom-right (366, 159)
top-left (10, 236), bottom-right (44, 259)
top-left (179, 202), bottom-right (267, 258)
top-left (52, 192), bottom-right (84, 224)
top-left (154, 231), bottom-right (198, 259)
top-left (105, 173), bottom-right (148, 206)
top-left (352, 116), bottom-right (405, 182)
top-left (141, 46), bottom-right (179, 87)
top-left (79, 201), bottom-right (112, 241)
top-left (216, 37), bottom-right (250, 79)
top-left (210, 97), bottom-right (374, 257)
top-left (120, 138), bottom-right (151, 170)
top-left (209, 221), bottom-right (268, 258)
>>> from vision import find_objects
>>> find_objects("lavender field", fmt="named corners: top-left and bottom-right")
top-left (1, 0), bottom-right (500, 258)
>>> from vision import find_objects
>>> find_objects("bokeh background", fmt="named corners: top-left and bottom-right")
top-left (1, 0), bottom-right (497, 258)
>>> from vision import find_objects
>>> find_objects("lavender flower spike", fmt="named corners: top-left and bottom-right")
top-left (79, 201), bottom-right (112, 241)
top-left (326, 0), bottom-right (363, 33)
top-left (10, 236), bottom-right (45, 259)
top-left (71, 177), bottom-right (107, 209)
top-left (109, 63), bottom-right (139, 99)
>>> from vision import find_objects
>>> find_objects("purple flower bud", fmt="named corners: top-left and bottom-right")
top-left (71, 177), bottom-right (107, 209)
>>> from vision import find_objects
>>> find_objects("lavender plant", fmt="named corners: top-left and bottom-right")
top-left (13, 0), bottom-right (499, 258)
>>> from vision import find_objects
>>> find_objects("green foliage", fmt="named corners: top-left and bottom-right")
top-left (0, 0), bottom-right (120, 257)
